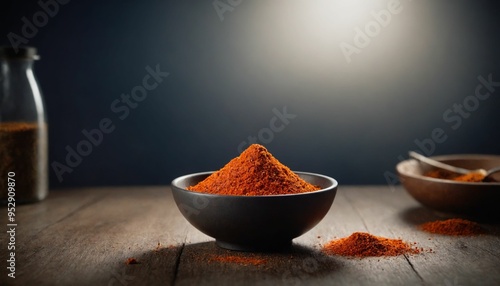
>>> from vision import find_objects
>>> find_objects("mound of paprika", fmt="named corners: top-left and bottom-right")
top-left (188, 144), bottom-right (320, 196)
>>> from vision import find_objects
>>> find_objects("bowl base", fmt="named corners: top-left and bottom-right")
top-left (216, 240), bottom-right (292, 252)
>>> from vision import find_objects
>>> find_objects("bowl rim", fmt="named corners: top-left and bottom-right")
top-left (171, 171), bottom-right (338, 198)
top-left (397, 154), bottom-right (500, 186)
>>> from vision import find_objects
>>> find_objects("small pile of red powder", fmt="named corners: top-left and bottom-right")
top-left (419, 218), bottom-right (486, 236)
top-left (322, 232), bottom-right (420, 257)
top-left (209, 255), bottom-right (267, 266)
top-left (188, 144), bottom-right (320, 196)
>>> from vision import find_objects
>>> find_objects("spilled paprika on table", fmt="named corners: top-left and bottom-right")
top-left (419, 218), bottom-right (487, 236)
top-left (322, 232), bottom-right (421, 258)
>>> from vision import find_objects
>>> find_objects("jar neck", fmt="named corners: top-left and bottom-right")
top-left (1, 59), bottom-right (35, 76)
top-left (0, 58), bottom-right (43, 123)
top-left (1, 59), bottom-right (37, 95)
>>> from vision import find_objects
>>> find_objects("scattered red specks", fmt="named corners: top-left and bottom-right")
top-left (125, 257), bottom-right (139, 265)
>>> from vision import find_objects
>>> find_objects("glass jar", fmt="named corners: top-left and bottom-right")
top-left (0, 46), bottom-right (48, 204)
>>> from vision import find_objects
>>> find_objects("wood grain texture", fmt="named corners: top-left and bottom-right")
top-left (1, 186), bottom-right (499, 286)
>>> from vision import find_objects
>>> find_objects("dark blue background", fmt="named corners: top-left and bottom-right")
top-left (2, 0), bottom-right (499, 188)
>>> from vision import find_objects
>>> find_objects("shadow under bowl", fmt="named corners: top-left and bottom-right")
top-left (171, 171), bottom-right (338, 251)
top-left (397, 154), bottom-right (500, 216)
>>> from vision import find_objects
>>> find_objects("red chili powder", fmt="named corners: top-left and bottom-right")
top-left (453, 173), bottom-right (485, 182)
top-left (424, 169), bottom-right (457, 180)
top-left (424, 170), bottom-right (485, 182)
top-left (188, 144), bottom-right (320, 196)
top-left (125, 257), bottom-right (139, 265)
top-left (419, 218), bottom-right (486, 236)
top-left (322, 232), bottom-right (420, 257)
top-left (209, 255), bottom-right (267, 266)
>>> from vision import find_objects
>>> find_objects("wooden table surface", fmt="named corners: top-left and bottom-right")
top-left (1, 186), bottom-right (499, 286)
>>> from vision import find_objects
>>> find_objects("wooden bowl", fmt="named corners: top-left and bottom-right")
top-left (397, 154), bottom-right (500, 215)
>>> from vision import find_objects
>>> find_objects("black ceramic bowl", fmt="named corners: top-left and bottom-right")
top-left (171, 171), bottom-right (338, 251)
top-left (397, 154), bottom-right (500, 215)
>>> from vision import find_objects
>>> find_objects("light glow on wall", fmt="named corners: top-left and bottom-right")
top-left (229, 0), bottom-right (440, 87)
